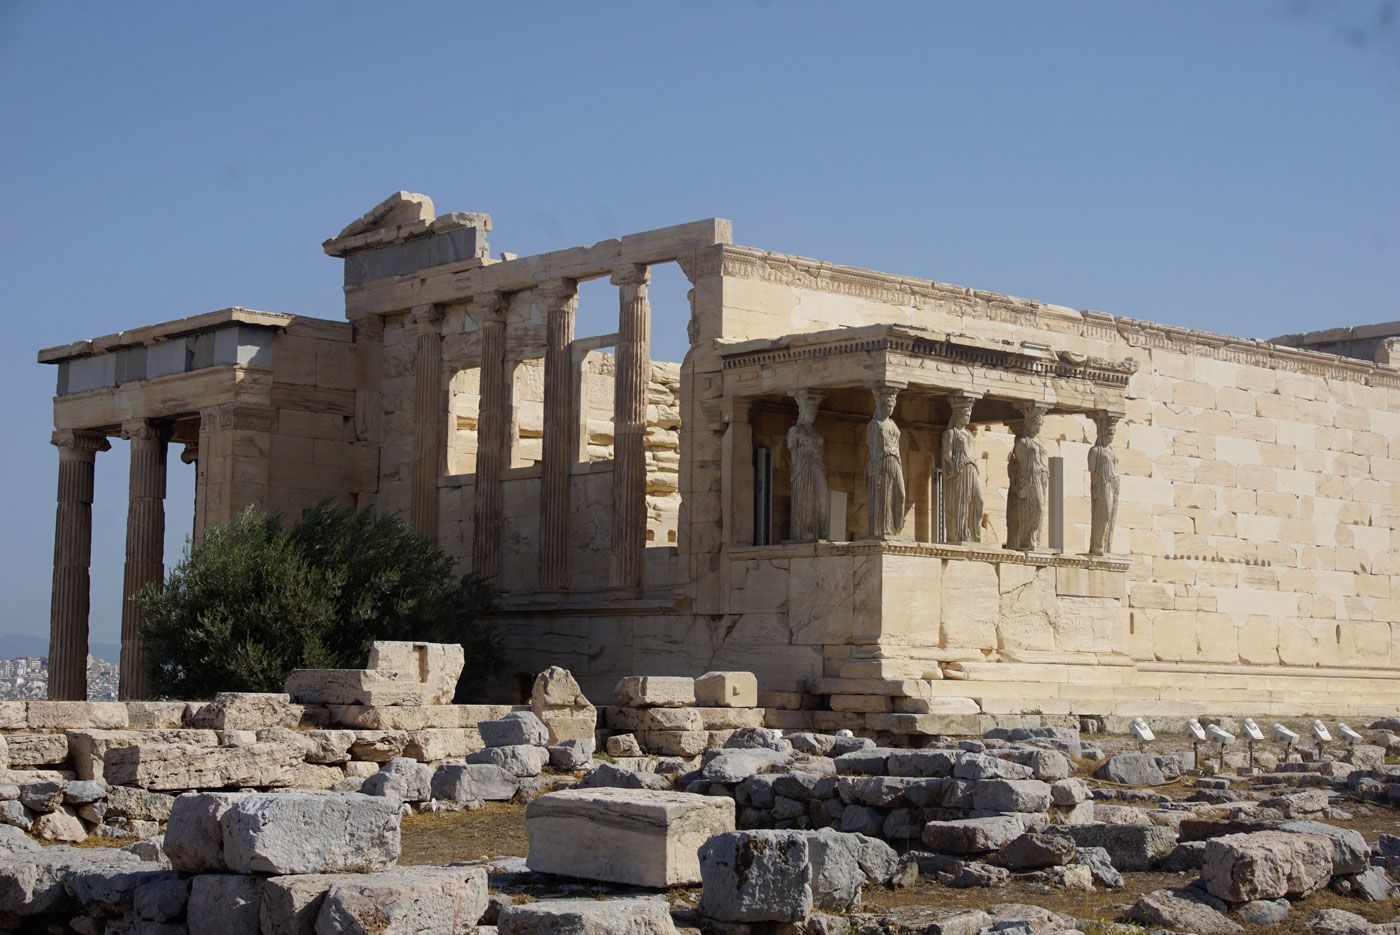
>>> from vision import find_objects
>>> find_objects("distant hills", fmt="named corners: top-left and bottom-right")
top-left (0, 633), bottom-right (120, 663)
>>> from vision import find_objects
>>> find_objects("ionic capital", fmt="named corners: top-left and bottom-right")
top-left (120, 419), bottom-right (173, 444)
top-left (470, 289), bottom-right (509, 324)
top-left (51, 430), bottom-right (111, 455)
top-left (610, 264), bottom-right (650, 287)
top-left (180, 443), bottom-right (199, 465)
top-left (537, 278), bottom-right (579, 306)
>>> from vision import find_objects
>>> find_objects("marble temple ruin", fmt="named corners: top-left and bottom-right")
top-left (37, 192), bottom-right (1400, 730)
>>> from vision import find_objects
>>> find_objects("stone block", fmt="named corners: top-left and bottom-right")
top-left (188, 874), bottom-right (263, 935)
top-left (125, 701), bottom-right (191, 729)
top-left (1202, 831), bottom-right (1334, 903)
top-left (165, 793), bottom-right (245, 873)
top-left (465, 744), bottom-right (548, 777)
top-left (636, 729), bottom-right (711, 757)
top-left (497, 895), bottom-right (676, 934)
top-left (4, 734), bottom-right (69, 768)
top-left (403, 728), bottom-right (477, 761)
top-left (220, 791), bottom-right (400, 874)
top-left (368, 640), bottom-right (465, 704)
top-left (971, 779), bottom-right (1052, 813)
top-left (68, 729), bottom-right (218, 781)
top-left (698, 830), bottom-right (813, 923)
top-left (526, 787), bottom-right (735, 887)
top-left (431, 763), bottom-right (518, 803)
top-left (192, 693), bottom-right (307, 730)
top-left (696, 707), bottom-right (765, 730)
top-left (361, 758), bottom-right (433, 802)
top-left (26, 701), bottom-right (128, 730)
top-left (479, 711), bottom-right (549, 747)
top-left (1278, 820), bottom-right (1369, 875)
top-left (104, 742), bottom-right (303, 790)
top-left (284, 668), bottom-right (424, 707)
top-left (1068, 824), bottom-right (1179, 872)
top-left (314, 866), bottom-right (487, 934)
top-left (614, 676), bottom-right (696, 707)
top-left (921, 816), bottom-right (1024, 854)
top-left (695, 671), bottom-right (758, 708)
top-left (349, 730), bottom-right (409, 762)
top-left (607, 705), bottom-right (705, 732)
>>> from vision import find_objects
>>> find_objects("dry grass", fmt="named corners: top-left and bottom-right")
top-left (399, 803), bottom-right (530, 865)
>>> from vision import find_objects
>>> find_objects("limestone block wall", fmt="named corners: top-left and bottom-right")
top-left (679, 245), bottom-right (1400, 678)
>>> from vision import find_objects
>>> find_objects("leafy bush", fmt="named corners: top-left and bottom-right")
top-left (140, 502), bottom-right (498, 700)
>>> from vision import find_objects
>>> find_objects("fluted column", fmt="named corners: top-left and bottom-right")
top-left (48, 430), bottom-right (110, 700)
top-left (610, 264), bottom-right (651, 591)
top-left (119, 418), bottom-right (171, 700)
top-left (471, 291), bottom-right (509, 580)
top-left (539, 279), bottom-right (579, 590)
top-left (410, 304), bottom-right (445, 542)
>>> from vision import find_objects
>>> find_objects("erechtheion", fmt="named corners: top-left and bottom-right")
top-left (39, 192), bottom-right (1400, 731)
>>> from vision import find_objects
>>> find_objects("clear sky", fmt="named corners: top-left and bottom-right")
top-left (1, 1), bottom-right (1397, 657)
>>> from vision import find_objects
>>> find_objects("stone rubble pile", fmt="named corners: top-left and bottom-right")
top-left (601, 672), bottom-right (762, 758)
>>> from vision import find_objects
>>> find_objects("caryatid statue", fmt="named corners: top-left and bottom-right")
top-left (1088, 413), bottom-right (1121, 555)
top-left (865, 383), bottom-right (906, 538)
top-left (786, 389), bottom-right (828, 542)
top-left (1005, 402), bottom-right (1050, 551)
top-left (942, 394), bottom-right (983, 544)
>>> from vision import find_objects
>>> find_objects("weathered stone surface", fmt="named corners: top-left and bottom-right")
top-left (32, 807), bottom-right (86, 842)
top-left (952, 753), bottom-right (1032, 781)
top-left (431, 763), bottom-right (518, 803)
top-left (404, 727), bottom-right (477, 761)
top-left (314, 865), bottom-right (487, 934)
top-left (5, 733), bottom-right (69, 768)
top-left (105, 741), bottom-right (304, 789)
top-left (26, 701), bottom-right (129, 730)
top-left (802, 827), bottom-right (898, 912)
top-left (989, 831), bottom-right (1077, 870)
top-left (466, 743), bottom-right (549, 777)
top-left (579, 762), bottom-right (671, 791)
top-left (695, 671), bottom-right (759, 708)
top-left (527, 787), bottom-right (735, 887)
top-left (615, 676), bottom-right (695, 707)
top-left (70, 728), bottom-right (220, 780)
top-left (1202, 831), bottom-right (1334, 902)
top-left (188, 873), bottom-right (264, 935)
top-left (126, 701), bottom-right (192, 729)
top-left (479, 711), bottom-right (550, 747)
top-left (349, 730), bottom-right (409, 762)
top-left (921, 816), bottom-right (1024, 855)
top-left (0, 845), bottom-right (145, 917)
top-left (1067, 824), bottom-right (1179, 871)
top-left (1237, 898), bottom-right (1291, 927)
top-left (549, 738), bottom-right (595, 771)
top-left (192, 693), bottom-right (306, 730)
top-left (164, 792), bottom-right (245, 873)
top-left (360, 757), bottom-right (433, 802)
top-left (19, 780), bottom-right (64, 813)
top-left (497, 895), bottom-right (677, 934)
top-left (286, 667), bottom-right (425, 706)
top-left (531, 666), bottom-right (598, 745)
top-left (606, 734), bottom-right (643, 757)
top-left (368, 640), bottom-right (465, 704)
top-left (699, 829), bottom-right (813, 923)
top-left (67, 859), bottom-right (168, 914)
top-left (221, 791), bottom-right (401, 874)
top-left (608, 705), bottom-right (705, 732)
top-left (970, 778), bottom-right (1051, 813)
top-left (105, 785), bottom-right (176, 822)
top-left (702, 748), bottom-right (790, 783)
top-left (134, 873), bottom-right (190, 923)
top-left (1095, 751), bottom-right (1168, 786)
top-left (1127, 888), bottom-right (1243, 934)
top-left (1279, 820), bottom-right (1369, 875)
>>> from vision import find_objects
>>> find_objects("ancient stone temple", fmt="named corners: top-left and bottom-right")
top-left (39, 192), bottom-right (1400, 729)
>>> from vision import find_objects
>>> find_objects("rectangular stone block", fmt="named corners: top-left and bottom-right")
top-left (526, 788), bottom-right (735, 887)
top-left (220, 791), bottom-right (400, 874)
top-left (614, 676), bottom-right (696, 708)
top-left (124, 702), bottom-right (192, 728)
top-left (368, 640), bottom-right (465, 705)
top-left (404, 728), bottom-right (479, 761)
top-left (284, 669), bottom-right (424, 707)
top-left (696, 707), bottom-right (766, 731)
top-left (695, 671), bottom-right (759, 708)
top-left (26, 701), bottom-right (129, 730)
top-left (104, 742), bottom-right (304, 791)
top-left (3, 734), bottom-right (69, 768)
top-left (67, 729), bottom-right (219, 781)
top-left (191, 693), bottom-right (309, 731)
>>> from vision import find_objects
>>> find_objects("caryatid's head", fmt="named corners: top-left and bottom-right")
top-left (793, 390), bottom-right (823, 425)
top-left (873, 385), bottom-right (899, 421)
top-left (948, 396), bottom-right (974, 430)
top-left (1020, 404), bottom-right (1046, 438)
top-left (1094, 413), bottom-right (1119, 446)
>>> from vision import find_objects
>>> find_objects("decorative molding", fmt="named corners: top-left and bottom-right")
top-left (704, 245), bottom-right (1400, 389)
top-left (721, 330), bottom-right (1138, 388)
top-left (50, 430), bottom-right (111, 454)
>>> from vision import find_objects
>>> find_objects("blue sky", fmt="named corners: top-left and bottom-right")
top-left (1, 1), bottom-right (1397, 657)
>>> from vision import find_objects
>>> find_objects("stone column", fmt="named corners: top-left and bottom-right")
top-left (181, 442), bottom-right (200, 539)
top-left (48, 430), bottom-right (109, 700)
top-left (410, 304), bottom-right (445, 543)
top-left (119, 418), bottom-right (172, 700)
top-left (539, 279), bottom-right (579, 590)
top-left (609, 264), bottom-right (651, 591)
top-left (471, 291), bottom-right (509, 580)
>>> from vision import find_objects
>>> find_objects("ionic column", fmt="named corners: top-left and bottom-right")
top-left (180, 442), bottom-right (199, 539)
top-left (471, 291), bottom-right (509, 580)
top-left (609, 264), bottom-right (651, 591)
top-left (48, 430), bottom-right (110, 700)
top-left (119, 418), bottom-right (172, 700)
top-left (410, 304), bottom-right (445, 542)
top-left (539, 279), bottom-right (579, 590)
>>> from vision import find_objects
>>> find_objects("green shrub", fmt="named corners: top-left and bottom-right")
top-left (139, 502), bottom-right (498, 700)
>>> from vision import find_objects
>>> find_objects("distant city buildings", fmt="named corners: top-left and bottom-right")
top-left (0, 656), bottom-right (117, 701)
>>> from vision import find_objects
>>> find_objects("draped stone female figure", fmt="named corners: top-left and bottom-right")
top-left (942, 396), bottom-right (983, 544)
top-left (786, 390), bottom-right (828, 541)
top-left (1089, 413), bottom-right (1120, 555)
top-left (1005, 403), bottom-right (1049, 551)
top-left (865, 385), bottom-right (905, 537)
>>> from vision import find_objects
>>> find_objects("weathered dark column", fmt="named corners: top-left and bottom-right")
top-left (539, 279), bottom-right (579, 590)
top-left (609, 264), bottom-right (651, 591)
top-left (48, 430), bottom-right (109, 700)
top-left (119, 418), bottom-right (171, 700)
top-left (410, 304), bottom-right (444, 542)
top-left (471, 291), bottom-right (509, 580)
